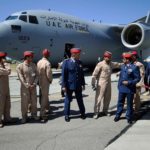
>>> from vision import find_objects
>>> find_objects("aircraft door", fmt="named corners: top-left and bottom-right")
top-left (64, 43), bottom-right (74, 58)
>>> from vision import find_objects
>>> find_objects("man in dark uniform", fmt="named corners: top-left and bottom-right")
top-left (61, 48), bottom-right (86, 122)
top-left (114, 52), bottom-right (141, 124)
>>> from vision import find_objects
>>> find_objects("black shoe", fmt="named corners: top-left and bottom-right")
top-left (114, 116), bottom-right (120, 122)
top-left (65, 116), bottom-right (70, 122)
top-left (4, 118), bottom-right (18, 124)
top-left (127, 119), bottom-right (132, 124)
top-left (40, 117), bottom-right (48, 123)
top-left (81, 114), bottom-right (86, 120)
top-left (101, 112), bottom-right (107, 116)
top-left (61, 91), bottom-right (65, 97)
top-left (45, 110), bottom-right (52, 115)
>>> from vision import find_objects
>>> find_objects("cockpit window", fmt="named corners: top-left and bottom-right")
top-left (6, 15), bottom-right (18, 20)
top-left (29, 15), bottom-right (38, 24)
top-left (21, 12), bottom-right (27, 14)
top-left (19, 15), bottom-right (27, 22)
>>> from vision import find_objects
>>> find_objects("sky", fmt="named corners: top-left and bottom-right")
top-left (0, 0), bottom-right (150, 24)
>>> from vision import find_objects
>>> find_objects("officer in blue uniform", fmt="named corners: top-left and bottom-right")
top-left (114, 52), bottom-right (141, 124)
top-left (61, 48), bottom-right (86, 122)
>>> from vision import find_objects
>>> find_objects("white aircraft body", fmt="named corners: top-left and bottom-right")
top-left (0, 10), bottom-right (150, 67)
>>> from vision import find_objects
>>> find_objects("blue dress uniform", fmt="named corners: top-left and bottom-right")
top-left (115, 63), bottom-right (141, 123)
top-left (62, 58), bottom-right (86, 120)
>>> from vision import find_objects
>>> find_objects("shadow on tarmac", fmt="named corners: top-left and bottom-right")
top-left (106, 99), bottom-right (150, 148)
top-left (4, 96), bottom-right (150, 127)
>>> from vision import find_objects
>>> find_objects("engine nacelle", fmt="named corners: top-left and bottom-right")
top-left (121, 22), bottom-right (150, 49)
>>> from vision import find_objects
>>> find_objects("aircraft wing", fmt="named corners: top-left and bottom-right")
top-left (133, 16), bottom-right (147, 23)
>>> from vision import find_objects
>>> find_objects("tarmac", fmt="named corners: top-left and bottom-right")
top-left (105, 78), bottom-right (150, 150)
top-left (105, 111), bottom-right (150, 150)
top-left (0, 72), bottom-right (150, 150)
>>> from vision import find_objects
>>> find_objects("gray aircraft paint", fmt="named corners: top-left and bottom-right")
top-left (0, 10), bottom-right (149, 67)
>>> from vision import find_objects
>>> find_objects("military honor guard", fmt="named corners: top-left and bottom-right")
top-left (91, 51), bottom-right (121, 119)
top-left (131, 51), bottom-right (145, 115)
top-left (16, 51), bottom-right (39, 123)
top-left (37, 49), bottom-right (53, 122)
top-left (0, 52), bottom-right (13, 128)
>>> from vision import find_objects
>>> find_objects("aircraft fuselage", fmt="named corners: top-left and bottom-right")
top-left (0, 10), bottom-right (125, 67)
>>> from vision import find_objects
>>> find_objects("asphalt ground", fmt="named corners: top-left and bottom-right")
top-left (0, 72), bottom-right (149, 150)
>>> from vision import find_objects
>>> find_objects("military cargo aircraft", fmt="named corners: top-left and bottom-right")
top-left (0, 10), bottom-right (149, 67)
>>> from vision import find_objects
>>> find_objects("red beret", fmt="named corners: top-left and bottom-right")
top-left (0, 52), bottom-right (7, 58)
top-left (42, 49), bottom-right (50, 56)
top-left (131, 50), bottom-right (138, 56)
top-left (24, 51), bottom-right (34, 57)
top-left (104, 51), bottom-right (112, 58)
top-left (122, 53), bottom-right (132, 59)
top-left (70, 48), bottom-right (81, 54)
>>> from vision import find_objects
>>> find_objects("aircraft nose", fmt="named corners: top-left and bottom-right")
top-left (0, 22), bottom-right (21, 60)
top-left (0, 22), bottom-right (10, 50)
top-left (0, 22), bottom-right (10, 36)
top-left (0, 22), bottom-right (8, 39)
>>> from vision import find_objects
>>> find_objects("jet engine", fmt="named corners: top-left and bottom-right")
top-left (121, 22), bottom-right (150, 49)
